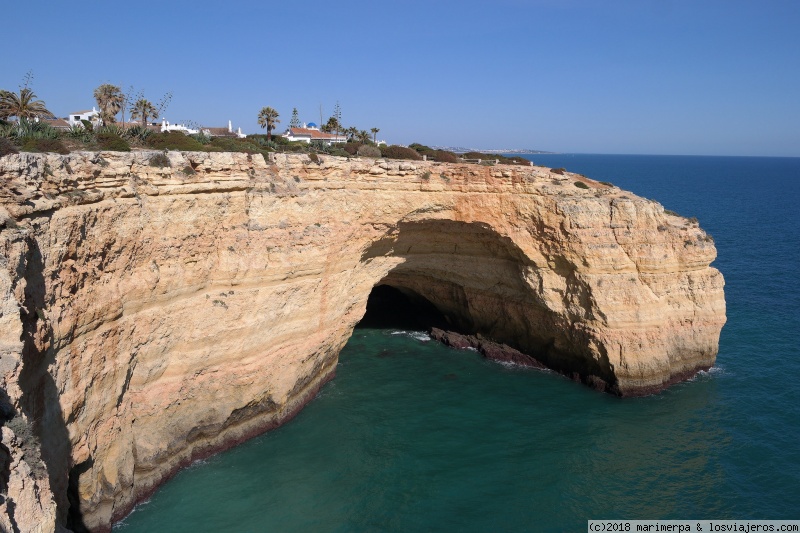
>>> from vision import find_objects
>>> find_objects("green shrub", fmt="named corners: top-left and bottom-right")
top-left (21, 137), bottom-right (69, 154)
top-left (357, 144), bottom-right (381, 158)
top-left (432, 150), bottom-right (458, 163)
top-left (308, 152), bottom-right (320, 164)
top-left (0, 137), bottom-right (18, 157)
top-left (341, 142), bottom-right (362, 156)
top-left (600, 181), bottom-right (614, 187)
top-left (0, 123), bottom-right (14, 139)
top-left (66, 124), bottom-right (93, 143)
top-left (6, 119), bottom-right (60, 141)
top-left (149, 152), bottom-right (171, 168)
top-left (147, 131), bottom-right (206, 151)
top-left (421, 171), bottom-right (431, 180)
top-left (408, 143), bottom-right (431, 153)
top-left (187, 132), bottom-right (211, 145)
top-left (552, 168), bottom-right (566, 175)
top-left (328, 148), bottom-right (350, 157)
top-left (96, 132), bottom-right (130, 152)
top-left (279, 141), bottom-right (307, 153)
top-left (380, 145), bottom-right (422, 160)
top-left (664, 209), bottom-right (680, 216)
top-left (574, 181), bottom-right (590, 189)
top-left (96, 124), bottom-right (126, 137)
top-left (253, 133), bottom-right (290, 146)
top-left (125, 125), bottom-right (154, 142)
top-left (209, 136), bottom-right (253, 152)
top-left (408, 143), bottom-right (459, 163)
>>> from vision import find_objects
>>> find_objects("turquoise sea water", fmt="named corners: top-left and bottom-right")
top-left (114, 155), bottom-right (800, 532)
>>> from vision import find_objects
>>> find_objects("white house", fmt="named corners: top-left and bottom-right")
top-left (160, 119), bottom-right (199, 135)
top-left (283, 123), bottom-right (347, 145)
top-left (68, 107), bottom-right (100, 128)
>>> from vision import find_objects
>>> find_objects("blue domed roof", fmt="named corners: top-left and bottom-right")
top-left (307, 122), bottom-right (317, 128)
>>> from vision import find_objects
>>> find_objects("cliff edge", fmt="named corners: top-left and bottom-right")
top-left (0, 151), bottom-right (725, 532)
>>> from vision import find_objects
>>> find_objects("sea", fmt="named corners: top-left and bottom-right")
top-left (113, 154), bottom-right (800, 532)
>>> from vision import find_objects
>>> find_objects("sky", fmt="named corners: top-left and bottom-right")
top-left (3, 0), bottom-right (799, 156)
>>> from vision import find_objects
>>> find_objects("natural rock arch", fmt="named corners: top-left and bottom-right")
top-left (358, 219), bottom-right (616, 388)
top-left (0, 152), bottom-right (725, 532)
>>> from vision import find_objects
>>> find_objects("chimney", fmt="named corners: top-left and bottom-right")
top-left (228, 120), bottom-right (233, 133)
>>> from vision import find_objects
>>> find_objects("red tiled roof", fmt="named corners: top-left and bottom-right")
top-left (42, 118), bottom-right (70, 129)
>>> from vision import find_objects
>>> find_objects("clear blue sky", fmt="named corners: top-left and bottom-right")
top-left (3, 0), bottom-right (799, 156)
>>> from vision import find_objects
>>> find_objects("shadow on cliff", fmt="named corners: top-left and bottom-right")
top-left (16, 237), bottom-right (86, 531)
top-left (359, 219), bottom-right (536, 337)
top-left (359, 219), bottom-right (619, 392)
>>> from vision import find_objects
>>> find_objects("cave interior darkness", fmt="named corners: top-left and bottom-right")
top-left (356, 284), bottom-right (451, 332)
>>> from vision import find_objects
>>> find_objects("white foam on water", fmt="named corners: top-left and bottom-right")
top-left (113, 498), bottom-right (152, 528)
top-left (389, 330), bottom-right (431, 342)
top-left (692, 365), bottom-right (725, 380)
top-left (491, 358), bottom-right (550, 372)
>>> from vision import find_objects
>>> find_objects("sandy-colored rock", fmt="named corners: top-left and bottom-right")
top-left (0, 151), bottom-right (725, 532)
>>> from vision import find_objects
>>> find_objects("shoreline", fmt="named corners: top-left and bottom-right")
top-left (107, 364), bottom-right (338, 532)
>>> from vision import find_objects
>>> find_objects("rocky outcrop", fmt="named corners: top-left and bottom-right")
top-left (430, 327), bottom-right (547, 369)
top-left (0, 151), bottom-right (725, 532)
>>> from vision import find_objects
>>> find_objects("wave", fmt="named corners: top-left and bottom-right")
top-left (389, 330), bottom-right (431, 342)
top-left (112, 498), bottom-right (152, 528)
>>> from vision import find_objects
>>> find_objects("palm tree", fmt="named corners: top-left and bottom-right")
top-left (0, 88), bottom-right (52, 122)
top-left (94, 84), bottom-right (123, 125)
top-left (130, 98), bottom-right (158, 126)
top-left (257, 107), bottom-right (280, 140)
top-left (370, 127), bottom-right (380, 143)
top-left (321, 116), bottom-right (339, 133)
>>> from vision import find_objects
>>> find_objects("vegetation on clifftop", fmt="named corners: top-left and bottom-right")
top-left (0, 76), bottom-right (536, 167)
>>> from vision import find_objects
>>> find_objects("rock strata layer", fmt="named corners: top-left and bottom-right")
top-left (0, 151), bottom-right (725, 532)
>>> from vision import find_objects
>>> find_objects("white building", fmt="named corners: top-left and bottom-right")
top-left (68, 107), bottom-right (100, 128)
top-left (283, 123), bottom-right (347, 145)
top-left (160, 119), bottom-right (199, 135)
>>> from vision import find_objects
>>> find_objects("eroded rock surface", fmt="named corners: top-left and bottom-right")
top-left (0, 151), bottom-right (725, 532)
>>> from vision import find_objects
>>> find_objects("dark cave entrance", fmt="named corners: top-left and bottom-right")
top-left (356, 285), bottom-right (450, 331)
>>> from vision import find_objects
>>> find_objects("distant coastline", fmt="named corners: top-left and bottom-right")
top-left (432, 146), bottom-right (556, 155)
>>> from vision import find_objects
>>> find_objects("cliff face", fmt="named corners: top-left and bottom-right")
top-left (0, 151), bottom-right (725, 532)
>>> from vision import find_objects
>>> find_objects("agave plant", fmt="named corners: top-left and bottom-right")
top-left (66, 124), bottom-right (93, 143)
top-left (96, 124), bottom-right (126, 137)
top-left (13, 118), bottom-right (59, 140)
top-left (124, 124), bottom-right (153, 142)
top-left (189, 131), bottom-right (212, 145)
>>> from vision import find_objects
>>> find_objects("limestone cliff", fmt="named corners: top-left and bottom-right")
top-left (0, 151), bottom-right (725, 532)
